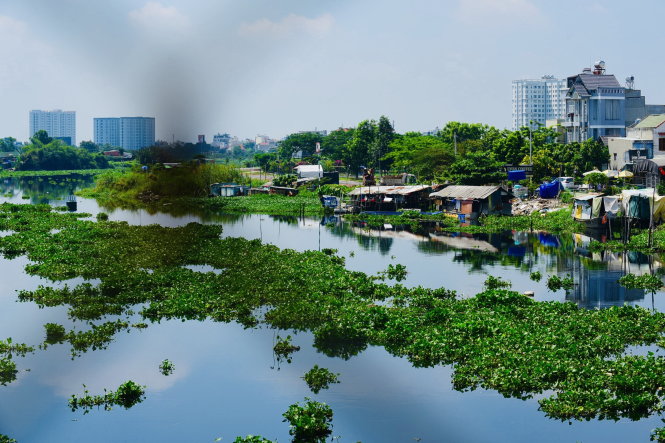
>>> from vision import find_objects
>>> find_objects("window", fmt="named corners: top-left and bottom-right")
top-left (659, 138), bottom-right (665, 152)
top-left (605, 100), bottom-right (620, 120)
top-left (613, 153), bottom-right (617, 161)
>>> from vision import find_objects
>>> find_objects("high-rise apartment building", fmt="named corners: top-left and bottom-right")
top-left (512, 76), bottom-right (566, 130)
top-left (29, 110), bottom-right (76, 145)
top-left (94, 117), bottom-right (155, 150)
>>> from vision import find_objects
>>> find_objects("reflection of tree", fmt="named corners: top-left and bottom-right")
top-left (0, 176), bottom-right (94, 204)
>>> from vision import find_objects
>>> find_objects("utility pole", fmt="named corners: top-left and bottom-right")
top-left (529, 121), bottom-right (533, 165)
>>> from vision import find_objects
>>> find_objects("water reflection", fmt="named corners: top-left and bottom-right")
top-left (325, 221), bottom-right (663, 309)
top-left (0, 175), bottom-right (94, 206)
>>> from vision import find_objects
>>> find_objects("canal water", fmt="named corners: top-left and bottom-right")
top-left (0, 177), bottom-right (663, 442)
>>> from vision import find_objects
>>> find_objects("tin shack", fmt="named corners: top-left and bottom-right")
top-left (429, 185), bottom-right (513, 219)
top-left (347, 185), bottom-right (433, 212)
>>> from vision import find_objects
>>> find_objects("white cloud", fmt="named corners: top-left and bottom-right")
top-left (128, 2), bottom-right (190, 31)
top-left (456, 0), bottom-right (542, 24)
top-left (239, 13), bottom-right (334, 38)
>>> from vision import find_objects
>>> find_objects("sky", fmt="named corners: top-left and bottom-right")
top-left (1, 0), bottom-right (663, 143)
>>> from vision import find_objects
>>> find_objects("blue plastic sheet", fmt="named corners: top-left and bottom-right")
top-left (538, 180), bottom-right (561, 199)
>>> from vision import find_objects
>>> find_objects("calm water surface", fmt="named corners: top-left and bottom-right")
top-left (0, 179), bottom-right (663, 442)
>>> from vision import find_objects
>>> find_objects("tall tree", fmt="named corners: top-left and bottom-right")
top-left (31, 130), bottom-right (52, 146)
top-left (343, 120), bottom-right (376, 177)
top-left (371, 115), bottom-right (395, 170)
top-left (79, 140), bottom-right (99, 153)
top-left (321, 128), bottom-right (354, 160)
top-left (0, 137), bottom-right (17, 152)
top-left (385, 133), bottom-right (454, 179)
top-left (277, 132), bottom-right (323, 159)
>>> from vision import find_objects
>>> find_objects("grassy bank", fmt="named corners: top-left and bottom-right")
top-left (1, 203), bottom-right (665, 440)
top-left (78, 164), bottom-right (324, 216)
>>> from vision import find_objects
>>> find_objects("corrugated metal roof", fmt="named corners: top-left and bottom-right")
top-left (634, 114), bottom-right (665, 129)
top-left (348, 185), bottom-right (431, 196)
top-left (429, 185), bottom-right (504, 200)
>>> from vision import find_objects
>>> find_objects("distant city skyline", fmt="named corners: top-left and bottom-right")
top-left (3, 1), bottom-right (665, 143)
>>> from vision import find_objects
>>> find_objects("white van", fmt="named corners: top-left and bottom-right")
top-left (557, 177), bottom-right (575, 190)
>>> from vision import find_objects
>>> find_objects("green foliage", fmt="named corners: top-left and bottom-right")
top-left (529, 271), bottom-right (542, 282)
top-left (445, 151), bottom-right (506, 185)
top-left (96, 212), bottom-right (109, 221)
top-left (79, 140), bottom-right (99, 153)
top-left (68, 380), bottom-right (146, 413)
top-left (282, 398), bottom-right (334, 443)
top-left (44, 323), bottom-right (66, 345)
top-left (274, 335), bottom-right (300, 364)
top-left (302, 365), bottom-right (340, 394)
top-left (344, 120), bottom-right (376, 176)
top-left (559, 191), bottom-right (573, 204)
top-left (321, 128), bottom-right (354, 160)
top-left (619, 273), bottom-right (662, 295)
top-left (0, 137), bottom-right (17, 152)
top-left (651, 422), bottom-right (665, 442)
top-left (278, 132), bottom-right (324, 159)
top-left (584, 172), bottom-right (608, 186)
top-left (0, 434), bottom-right (17, 443)
top-left (484, 275), bottom-right (512, 289)
top-left (233, 436), bottom-right (275, 443)
top-left (273, 174), bottom-right (297, 187)
top-left (385, 133), bottom-right (454, 179)
top-left (159, 359), bottom-right (175, 376)
top-left (17, 140), bottom-right (110, 171)
top-left (546, 275), bottom-right (574, 292)
top-left (84, 163), bottom-right (244, 201)
top-left (2, 203), bottom-right (665, 439)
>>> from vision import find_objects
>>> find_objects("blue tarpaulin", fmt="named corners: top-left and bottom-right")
top-left (507, 170), bottom-right (527, 181)
top-left (538, 180), bottom-right (561, 199)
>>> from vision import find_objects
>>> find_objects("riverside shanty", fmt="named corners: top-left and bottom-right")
top-left (347, 185), bottom-right (434, 212)
top-left (429, 185), bottom-right (514, 220)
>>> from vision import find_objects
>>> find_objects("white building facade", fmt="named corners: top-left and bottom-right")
top-left (29, 110), bottom-right (76, 145)
top-left (94, 117), bottom-right (155, 150)
top-left (512, 76), bottom-right (566, 130)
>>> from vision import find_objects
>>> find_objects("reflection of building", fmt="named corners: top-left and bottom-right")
top-left (565, 250), bottom-right (645, 308)
top-left (29, 109), bottom-right (76, 145)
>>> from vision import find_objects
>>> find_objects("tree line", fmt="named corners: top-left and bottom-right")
top-left (257, 119), bottom-right (609, 185)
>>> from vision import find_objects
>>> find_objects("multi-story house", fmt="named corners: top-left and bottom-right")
top-left (512, 76), bottom-right (566, 130)
top-left (29, 109), bottom-right (76, 145)
top-left (563, 62), bottom-right (626, 143)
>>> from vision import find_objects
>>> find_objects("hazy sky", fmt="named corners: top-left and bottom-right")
top-left (1, 0), bottom-right (663, 143)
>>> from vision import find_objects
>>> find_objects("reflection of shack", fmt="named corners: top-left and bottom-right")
top-left (209, 183), bottom-right (249, 197)
top-left (348, 185), bottom-right (432, 212)
top-left (429, 186), bottom-right (513, 221)
top-left (428, 232), bottom-right (499, 253)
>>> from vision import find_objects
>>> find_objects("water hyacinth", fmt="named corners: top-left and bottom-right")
top-left (1, 203), bottom-right (665, 440)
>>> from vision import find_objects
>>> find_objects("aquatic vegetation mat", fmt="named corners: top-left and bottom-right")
top-left (1, 203), bottom-right (665, 439)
